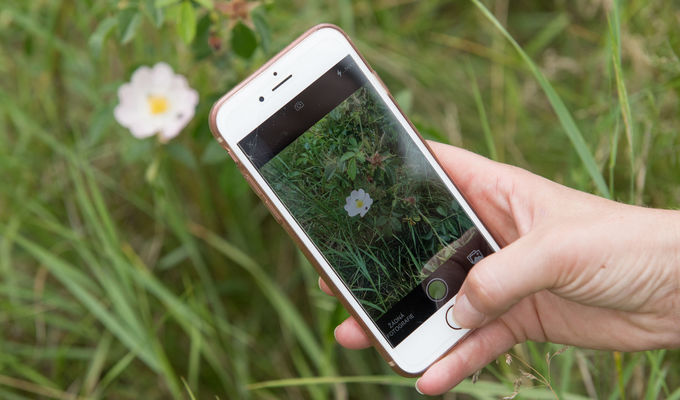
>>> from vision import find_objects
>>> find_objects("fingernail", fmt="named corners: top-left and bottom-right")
top-left (454, 294), bottom-right (485, 328)
top-left (415, 379), bottom-right (424, 395)
top-left (333, 325), bottom-right (341, 340)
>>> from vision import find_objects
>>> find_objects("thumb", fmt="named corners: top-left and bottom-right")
top-left (452, 231), bottom-right (562, 328)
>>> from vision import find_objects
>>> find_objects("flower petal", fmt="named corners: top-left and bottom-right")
top-left (129, 66), bottom-right (154, 93)
top-left (150, 62), bottom-right (175, 93)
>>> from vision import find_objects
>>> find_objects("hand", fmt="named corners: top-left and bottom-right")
top-left (320, 141), bottom-right (680, 395)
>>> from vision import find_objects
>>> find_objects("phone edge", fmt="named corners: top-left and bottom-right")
top-left (207, 23), bottom-right (500, 377)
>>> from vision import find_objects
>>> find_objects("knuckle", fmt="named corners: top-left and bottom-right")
top-left (464, 264), bottom-right (502, 313)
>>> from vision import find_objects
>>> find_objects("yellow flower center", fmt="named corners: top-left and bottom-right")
top-left (148, 95), bottom-right (169, 115)
top-left (355, 199), bottom-right (364, 208)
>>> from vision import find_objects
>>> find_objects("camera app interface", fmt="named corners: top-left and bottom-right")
top-left (239, 56), bottom-right (493, 346)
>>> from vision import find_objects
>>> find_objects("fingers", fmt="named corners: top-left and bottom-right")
top-left (453, 231), bottom-right (562, 328)
top-left (318, 278), bottom-right (371, 349)
top-left (416, 318), bottom-right (517, 395)
top-left (426, 141), bottom-right (521, 244)
top-left (334, 317), bottom-right (372, 349)
top-left (318, 277), bottom-right (333, 295)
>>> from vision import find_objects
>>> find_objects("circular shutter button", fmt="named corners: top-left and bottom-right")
top-left (425, 278), bottom-right (448, 301)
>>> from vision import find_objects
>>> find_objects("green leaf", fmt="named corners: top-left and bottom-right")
top-left (347, 158), bottom-right (357, 181)
top-left (231, 22), bottom-right (258, 59)
top-left (88, 17), bottom-right (117, 56)
top-left (155, 0), bottom-right (180, 7)
top-left (340, 151), bottom-right (354, 162)
top-left (167, 142), bottom-right (198, 170)
top-left (252, 9), bottom-right (271, 53)
top-left (191, 14), bottom-right (213, 60)
top-left (122, 138), bottom-right (154, 164)
top-left (324, 163), bottom-right (337, 181)
top-left (193, 0), bottom-right (214, 9)
top-left (118, 8), bottom-right (142, 44)
top-left (177, 1), bottom-right (196, 44)
top-left (201, 141), bottom-right (227, 165)
top-left (143, 0), bottom-right (165, 28)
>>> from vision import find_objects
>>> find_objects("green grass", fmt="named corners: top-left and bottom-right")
top-left (1, 0), bottom-right (680, 399)
top-left (260, 85), bottom-right (474, 318)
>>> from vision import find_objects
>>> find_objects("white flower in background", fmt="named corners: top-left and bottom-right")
top-left (114, 62), bottom-right (198, 142)
top-left (344, 189), bottom-right (373, 218)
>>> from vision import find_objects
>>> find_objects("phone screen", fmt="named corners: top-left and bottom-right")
top-left (239, 55), bottom-right (494, 346)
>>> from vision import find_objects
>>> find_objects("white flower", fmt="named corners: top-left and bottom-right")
top-left (114, 62), bottom-right (199, 142)
top-left (344, 189), bottom-right (373, 218)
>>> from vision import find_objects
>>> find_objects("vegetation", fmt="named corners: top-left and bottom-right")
top-left (1, 0), bottom-right (679, 399)
top-left (261, 86), bottom-right (473, 319)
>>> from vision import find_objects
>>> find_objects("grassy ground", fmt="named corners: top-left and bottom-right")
top-left (1, 0), bottom-right (679, 399)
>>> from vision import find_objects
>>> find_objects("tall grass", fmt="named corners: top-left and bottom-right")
top-left (1, 0), bottom-right (679, 399)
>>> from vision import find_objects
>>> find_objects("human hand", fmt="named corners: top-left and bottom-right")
top-left (320, 141), bottom-right (680, 395)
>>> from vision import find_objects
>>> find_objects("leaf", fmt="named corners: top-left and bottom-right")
top-left (118, 8), bottom-right (142, 44)
top-left (88, 17), bottom-right (117, 56)
top-left (231, 22), bottom-right (258, 58)
top-left (167, 142), bottom-right (198, 170)
top-left (88, 105), bottom-right (115, 145)
top-left (436, 205), bottom-right (447, 216)
top-left (324, 163), bottom-right (337, 181)
top-left (122, 138), bottom-right (153, 164)
top-left (252, 10), bottom-right (271, 53)
top-left (143, 0), bottom-right (164, 27)
top-left (155, 0), bottom-right (180, 7)
top-left (390, 217), bottom-right (401, 232)
top-left (201, 141), bottom-right (227, 165)
top-left (340, 151), bottom-right (354, 162)
top-left (145, 156), bottom-right (161, 183)
top-left (193, 0), bottom-right (214, 9)
top-left (347, 158), bottom-right (357, 181)
top-left (177, 1), bottom-right (197, 44)
top-left (191, 14), bottom-right (213, 60)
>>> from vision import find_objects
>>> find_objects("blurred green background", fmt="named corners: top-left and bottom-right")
top-left (1, 0), bottom-right (679, 399)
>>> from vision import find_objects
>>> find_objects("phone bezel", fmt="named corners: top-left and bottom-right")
top-left (209, 25), bottom-right (500, 375)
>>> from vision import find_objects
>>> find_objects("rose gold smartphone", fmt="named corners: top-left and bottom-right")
top-left (209, 24), bottom-right (499, 376)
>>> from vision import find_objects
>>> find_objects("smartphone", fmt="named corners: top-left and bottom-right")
top-left (209, 24), bottom-right (500, 376)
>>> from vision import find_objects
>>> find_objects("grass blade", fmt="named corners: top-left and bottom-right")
top-left (188, 222), bottom-right (329, 372)
top-left (470, 0), bottom-right (610, 198)
top-left (247, 375), bottom-right (590, 400)
top-left (608, 0), bottom-right (636, 202)
top-left (466, 59), bottom-right (498, 160)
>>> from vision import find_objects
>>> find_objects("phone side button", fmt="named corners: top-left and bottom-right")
top-left (445, 306), bottom-right (461, 330)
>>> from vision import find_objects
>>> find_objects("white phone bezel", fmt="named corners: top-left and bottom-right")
top-left (212, 26), bottom-right (500, 375)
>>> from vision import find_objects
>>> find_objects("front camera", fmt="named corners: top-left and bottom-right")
top-left (259, 96), bottom-right (264, 102)
top-left (273, 71), bottom-right (278, 76)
